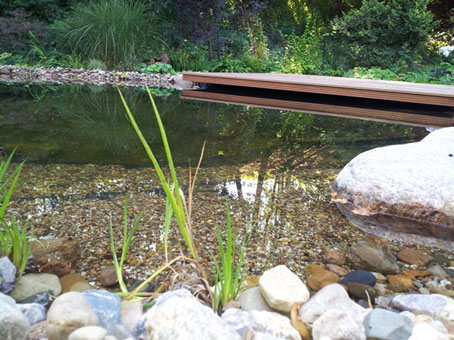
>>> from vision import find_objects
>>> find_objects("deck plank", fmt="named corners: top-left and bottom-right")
top-left (182, 72), bottom-right (454, 107)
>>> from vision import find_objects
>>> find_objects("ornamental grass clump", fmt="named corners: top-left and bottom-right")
top-left (0, 149), bottom-right (33, 278)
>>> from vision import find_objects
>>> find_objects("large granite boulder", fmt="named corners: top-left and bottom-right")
top-left (333, 127), bottom-right (454, 250)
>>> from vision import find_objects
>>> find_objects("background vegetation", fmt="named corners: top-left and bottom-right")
top-left (0, 0), bottom-right (453, 84)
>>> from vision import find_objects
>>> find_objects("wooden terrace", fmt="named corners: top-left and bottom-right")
top-left (182, 72), bottom-right (454, 108)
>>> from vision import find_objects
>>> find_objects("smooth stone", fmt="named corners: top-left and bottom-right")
top-left (348, 236), bottom-right (399, 274)
top-left (10, 273), bottom-right (62, 302)
top-left (222, 308), bottom-right (301, 340)
top-left (363, 308), bottom-right (413, 340)
top-left (0, 292), bottom-right (17, 307)
top-left (242, 329), bottom-right (282, 340)
top-left (376, 295), bottom-right (394, 309)
top-left (99, 266), bottom-right (118, 287)
top-left (0, 256), bottom-right (17, 293)
top-left (39, 260), bottom-right (71, 277)
top-left (0, 298), bottom-right (30, 340)
top-left (392, 294), bottom-right (447, 315)
top-left (144, 289), bottom-right (241, 340)
top-left (434, 304), bottom-right (454, 334)
top-left (312, 309), bottom-right (366, 340)
top-left (121, 300), bottom-right (143, 333)
top-left (82, 289), bottom-right (121, 335)
top-left (17, 303), bottom-right (46, 325)
top-left (408, 321), bottom-right (449, 340)
top-left (47, 292), bottom-right (99, 340)
top-left (322, 250), bottom-right (347, 265)
top-left (299, 284), bottom-right (369, 327)
top-left (20, 290), bottom-right (54, 308)
top-left (68, 326), bottom-right (107, 340)
top-left (333, 128), bottom-right (454, 249)
top-left (347, 282), bottom-right (377, 302)
top-left (28, 320), bottom-right (47, 340)
top-left (113, 324), bottom-right (135, 340)
top-left (60, 274), bottom-right (92, 293)
top-left (259, 265), bottom-right (310, 313)
top-left (340, 270), bottom-right (377, 287)
top-left (31, 237), bottom-right (80, 266)
top-left (307, 269), bottom-right (340, 291)
top-left (397, 249), bottom-right (433, 267)
top-left (305, 264), bottom-right (324, 277)
top-left (325, 264), bottom-right (349, 277)
top-left (238, 287), bottom-right (274, 312)
top-left (372, 272), bottom-right (387, 283)
top-left (429, 264), bottom-right (450, 280)
top-left (386, 274), bottom-right (415, 290)
top-left (403, 269), bottom-right (433, 278)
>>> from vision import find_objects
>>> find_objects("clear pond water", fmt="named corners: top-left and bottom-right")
top-left (2, 82), bottom-right (444, 284)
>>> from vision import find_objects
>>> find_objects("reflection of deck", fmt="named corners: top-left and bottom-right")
top-left (181, 89), bottom-right (454, 128)
top-left (182, 72), bottom-right (454, 107)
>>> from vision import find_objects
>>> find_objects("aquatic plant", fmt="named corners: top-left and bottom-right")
top-left (0, 149), bottom-right (32, 277)
top-left (211, 200), bottom-right (251, 312)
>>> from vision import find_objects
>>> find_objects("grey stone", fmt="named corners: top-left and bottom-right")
top-left (0, 256), bottom-right (16, 293)
top-left (428, 264), bottom-right (450, 280)
top-left (434, 304), bottom-right (454, 334)
top-left (47, 291), bottom-right (99, 340)
top-left (83, 289), bottom-right (121, 334)
top-left (0, 292), bottom-right (17, 307)
top-left (144, 288), bottom-right (241, 340)
top-left (68, 326), bottom-right (107, 340)
top-left (238, 287), bottom-right (274, 312)
top-left (10, 273), bottom-right (61, 302)
top-left (18, 303), bottom-right (46, 325)
top-left (363, 308), bottom-right (413, 340)
top-left (222, 308), bottom-right (301, 340)
top-left (299, 284), bottom-right (369, 327)
top-left (259, 265), bottom-right (310, 313)
top-left (121, 299), bottom-right (143, 333)
top-left (348, 237), bottom-right (400, 274)
top-left (392, 294), bottom-right (447, 315)
top-left (0, 298), bottom-right (30, 340)
top-left (312, 309), bottom-right (366, 340)
top-left (408, 321), bottom-right (449, 340)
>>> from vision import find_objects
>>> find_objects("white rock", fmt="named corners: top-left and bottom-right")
top-left (0, 299), bottom-right (30, 340)
top-left (121, 300), bottom-right (143, 333)
top-left (299, 284), bottom-right (369, 326)
top-left (259, 265), bottom-right (310, 313)
top-left (68, 326), bottom-right (107, 340)
top-left (434, 304), bottom-right (454, 334)
top-left (47, 292), bottom-right (99, 340)
top-left (238, 287), bottom-right (274, 312)
top-left (222, 308), bottom-right (301, 340)
top-left (408, 321), bottom-right (449, 340)
top-left (144, 289), bottom-right (241, 340)
top-left (312, 309), bottom-right (366, 340)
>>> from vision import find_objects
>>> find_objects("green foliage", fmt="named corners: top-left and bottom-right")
top-left (210, 54), bottom-right (252, 73)
top-left (330, 0), bottom-right (434, 69)
top-left (0, 52), bottom-right (12, 65)
top-left (280, 22), bottom-right (324, 74)
top-left (136, 62), bottom-right (176, 75)
top-left (167, 44), bottom-right (210, 72)
top-left (211, 200), bottom-right (251, 313)
top-left (55, 0), bottom-right (155, 69)
top-left (87, 59), bottom-right (107, 71)
top-left (0, 149), bottom-right (32, 278)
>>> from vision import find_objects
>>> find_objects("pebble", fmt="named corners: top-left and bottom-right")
top-left (312, 309), bottom-right (366, 340)
top-left (322, 250), bottom-right (347, 265)
top-left (363, 308), bottom-right (413, 340)
top-left (0, 256), bottom-right (17, 293)
top-left (386, 274), bottom-right (415, 290)
top-left (60, 273), bottom-right (93, 293)
top-left (346, 282), bottom-right (377, 302)
top-left (82, 289), bottom-right (121, 334)
top-left (120, 300), bottom-right (143, 333)
top-left (403, 269), bottom-right (432, 278)
top-left (68, 326), bottom-right (107, 340)
top-left (307, 269), bottom-right (340, 291)
top-left (340, 270), bottom-right (376, 287)
top-left (39, 260), bottom-right (71, 277)
top-left (238, 287), bottom-right (274, 312)
top-left (10, 273), bottom-right (62, 302)
top-left (99, 266), bottom-right (119, 287)
top-left (408, 321), bottom-right (449, 340)
top-left (259, 265), bottom-right (310, 313)
top-left (0, 297), bottom-right (30, 340)
top-left (429, 264), bottom-right (450, 280)
top-left (392, 294), bottom-right (447, 315)
top-left (325, 263), bottom-right (349, 276)
top-left (397, 249), bottom-right (433, 267)
top-left (17, 303), bottom-right (46, 325)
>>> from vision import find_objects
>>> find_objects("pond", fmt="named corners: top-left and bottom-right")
top-left (0, 82), bottom-right (440, 285)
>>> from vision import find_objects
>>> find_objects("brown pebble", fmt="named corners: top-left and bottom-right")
top-left (99, 265), bottom-right (119, 287)
top-left (306, 264), bottom-right (325, 277)
top-left (402, 269), bottom-right (432, 279)
top-left (325, 264), bottom-right (349, 277)
top-left (39, 260), bottom-right (71, 277)
top-left (323, 250), bottom-right (347, 266)
top-left (347, 282), bottom-right (377, 302)
top-left (60, 273), bottom-right (92, 293)
top-left (386, 274), bottom-right (415, 290)
top-left (397, 249), bottom-right (433, 267)
top-left (307, 269), bottom-right (340, 291)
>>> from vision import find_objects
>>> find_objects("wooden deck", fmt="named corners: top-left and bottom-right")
top-left (182, 72), bottom-right (454, 108)
top-left (181, 90), bottom-right (454, 128)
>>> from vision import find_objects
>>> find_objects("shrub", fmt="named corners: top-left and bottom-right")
top-left (330, 0), bottom-right (434, 69)
top-left (55, 0), bottom-right (154, 69)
